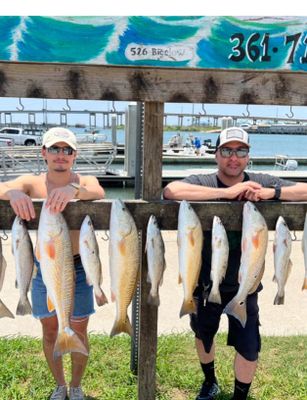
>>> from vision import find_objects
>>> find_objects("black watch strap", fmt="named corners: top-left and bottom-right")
top-left (273, 184), bottom-right (281, 200)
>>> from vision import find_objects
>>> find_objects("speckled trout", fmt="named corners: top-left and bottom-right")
top-left (36, 202), bottom-right (88, 359)
top-left (145, 215), bottom-right (166, 306)
top-left (12, 216), bottom-right (34, 316)
top-left (301, 212), bottom-right (307, 290)
top-left (177, 200), bottom-right (203, 318)
top-left (0, 238), bottom-right (14, 319)
top-left (208, 216), bottom-right (229, 304)
top-left (273, 216), bottom-right (292, 305)
top-left (224, 202), bottom-right (268, 328)
top-left (79, 215), bottom-right (108, 307)
top-left (109, 199), bottom-right (139, 337)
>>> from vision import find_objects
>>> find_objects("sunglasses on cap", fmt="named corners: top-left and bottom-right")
top-left (47, 146), bottom-right (75, 155)
top-left (219, 147), bottom-right (249, 158)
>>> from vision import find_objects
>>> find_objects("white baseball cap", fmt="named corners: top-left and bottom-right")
top-left (42, 127), bottom-right (77, 150)
top-left (216, 127), bottom-right (250, 149)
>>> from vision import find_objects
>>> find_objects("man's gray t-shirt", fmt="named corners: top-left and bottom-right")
top-left (182, 171), bottom-right (295, 292)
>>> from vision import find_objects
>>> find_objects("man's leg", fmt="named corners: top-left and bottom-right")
top-left (41, 315), bottom-right (66, 386)
top-left (234, 352), bottom-right (257, 383)
top-left (70, 317), bottom-right (90, 388)
top-left (195, 338), bottom-right (215, 364)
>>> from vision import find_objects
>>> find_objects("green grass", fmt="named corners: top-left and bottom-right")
top-left (0, 333), bottom-right (306, 399)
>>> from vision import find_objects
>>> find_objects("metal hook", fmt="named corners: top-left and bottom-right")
top-left (16, 98), bottom-right (24, 111)
top-left (291, 230), bottom-right (297, 241)
top-left (63, 99), bottom-right (71, 111)
top-left (100, 231), bottom-right (109, 241)
top-left (242, 104), bottom-right (250, 117)
top-left (285, 105), bottom-right (294, 119)
top-left (110, 101), bottom-right (116, 112)
top-left (199, 104), bottom-right (207, 116)
top-left (0, 230), bottom-right (8, 240)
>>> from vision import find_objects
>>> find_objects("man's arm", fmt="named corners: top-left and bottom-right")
top-left (45, 175), bottom-right (105, 213)
top-left (258, 182), bottom-right (307, 201)
top-left (0, 176), bottom-right (35, 220)
top-left (163, 180), bottom-right (262, 201)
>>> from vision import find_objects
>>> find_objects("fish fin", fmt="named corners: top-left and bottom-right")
top-left (178, 273), bottom-right (182, 284)
top-left (273, 293), bottom-right (284, 305)
top-left (47, 296), bottom-right (55, 312)
top-left (147, 292), bottom-right (160, 307)
top-left (110, 316), bottom-right (133, 337)
top-left (188, 230), bottom-right (195, 247)
top-left (0, 299), bottom-right (15, 319)
top-left (252, 232), bottom-right (260, 249)
top-left (53, 327), bottom-right (88, 359)
top-left (249, 263), bottom-right (265, 295)
top-left (302, 277), bottom-right (307, 291)
top-left (179, 297), bottom-right (196, 318)
top-left (45, 240), bottom-right (56, 260)
top-left (224, 297), bottom-right (247, 328)
top-left (208, 290), bottom-right (222, 305)
top-left (16, 296), bottom-right (32, 316)
top-left (95, 288), bottom-right (108, 307)
top-left (118, 239), bottom-right (126, 256)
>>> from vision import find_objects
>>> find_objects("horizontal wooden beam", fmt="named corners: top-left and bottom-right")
top-left (0, 200), bottom-right (307, 231)
top-left (1, 62), bottom-right (307, 105)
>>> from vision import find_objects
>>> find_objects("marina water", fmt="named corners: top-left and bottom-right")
top-left (73, 128), bottom-right (307, 158)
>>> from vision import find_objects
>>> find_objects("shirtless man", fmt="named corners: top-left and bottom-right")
top-left (0, 127), bottom-right (105, 400)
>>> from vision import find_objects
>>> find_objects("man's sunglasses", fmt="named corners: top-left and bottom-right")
top-left (219, 147), bottom-right (249, 158)
top-left (47, 146), bottom-right (75, 155)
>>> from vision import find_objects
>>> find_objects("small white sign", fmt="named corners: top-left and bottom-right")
top-left (125, 43), bottom-right (194, 62)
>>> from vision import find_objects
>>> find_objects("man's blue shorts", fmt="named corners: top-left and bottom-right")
top-left (31, 255), bottom-right (95, 320)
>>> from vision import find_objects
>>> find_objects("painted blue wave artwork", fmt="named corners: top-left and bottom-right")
top-left (0, 16), bottom-right (306, 71)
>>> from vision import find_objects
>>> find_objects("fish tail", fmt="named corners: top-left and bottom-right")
top-left (274, 293), bottom-right (285, 305)
top-left (224, 297), bottom-right (247, 328)
top-left (0, 299), bottom-right (15, 319)
top-left (53, 328), bottom-right (88, 359)
top-left (110, 316), bottom-right (133, 338)
top-left (208, 289), bottom-right (222, 305)
top-left (16, 296), bottom-right (32, 316)
top-left (179, 297), bottom-right (196, 318)
top-left (147, 291), bottom-right (160, 307)
top-left (95, 288), bottom-right (108, 307)
top-left (302, 277), bottom-right (307, 291)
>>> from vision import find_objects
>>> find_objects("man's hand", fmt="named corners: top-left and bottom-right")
top-left (223, 181), bottom-right (262, 200)
top-left (45, 185), bottom-right (78, 213)
top-left (7, 189), bottom-right (36, 221)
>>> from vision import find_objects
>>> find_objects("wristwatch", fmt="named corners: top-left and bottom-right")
top-left (272, 184), bottom-right (281, 200)
top-left (69, 182), bottom-right (81, 197)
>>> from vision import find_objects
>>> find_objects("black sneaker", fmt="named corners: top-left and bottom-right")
top-left (195, 381), bottom-right (220, 400)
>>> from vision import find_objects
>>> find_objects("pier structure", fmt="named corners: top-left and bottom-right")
top-left (1, 105), bottom-right (307, 133)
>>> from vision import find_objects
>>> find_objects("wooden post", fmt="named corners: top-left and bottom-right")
top-left (137, 101), bottom-right (164, 400)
